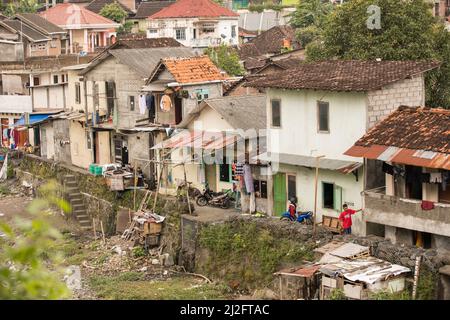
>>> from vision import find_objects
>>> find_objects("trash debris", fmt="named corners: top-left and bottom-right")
top-left (139, 266), bottom-right (148, 272)
top-left (151, 259), bottom-right (160, 265)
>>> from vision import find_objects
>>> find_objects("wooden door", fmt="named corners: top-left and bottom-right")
top-left (205, 164), bottom-right (217, 191)
top-left (273, 172), bottom-right (287, 216)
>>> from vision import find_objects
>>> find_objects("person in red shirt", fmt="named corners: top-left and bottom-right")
top-left (339, 204), bottom-right (362, 234)
top-left (288, 197), bottom-right (297, 219)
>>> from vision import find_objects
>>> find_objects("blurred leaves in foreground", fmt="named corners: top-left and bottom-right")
top-left (0, 181), bottom-right (71, 299)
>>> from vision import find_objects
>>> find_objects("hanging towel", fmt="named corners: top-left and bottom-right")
top-left (138, 94), bottom-right (146, 115)
top-left (243, 164), bottom-right (254, 193)
top-left (421, 200), bottom-right (434, 211)
top-left (430, 172), bottom-right (442, 183)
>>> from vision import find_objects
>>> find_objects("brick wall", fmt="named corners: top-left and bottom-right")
top-left (367, 74), bottom-right (425, 128)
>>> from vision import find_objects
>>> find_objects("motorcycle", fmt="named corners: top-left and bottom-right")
top-left (280, 210), bottom-right (314, 225)
top-left (196, 185), bottom-right (233, 209)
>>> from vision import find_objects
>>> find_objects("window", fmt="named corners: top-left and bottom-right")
top-left (53, 75), bottom-right (58, 84)
top-left (231, 25), bottom-right (236, 38)
top-left (219, 159), bottom-right (231, 182)
top-left (75, 82), bottom-right (81, 104)
top-left (86, 132), bottom-right (92, 149)
top-left (148, 28), bottom-right (158, 35)
top-left (30, 43), bottom-right (46, 51)
top-left (253, 180), bottom-right (267, 199)
top-left (202, 23), bottom-right (215, 33)
top-left (271, 99), bottom-right (281, 127)
top-left (33, 77), bottom-right (40, 86)
top-left (50, 39), bottom-right (57, 48)
top-left (129, 95), bottom-right (135, 111)
top-left (193, 28), bottom-right (197, 39)
top-left (175, 28), bottom-right (186, 40)
top-left (287, 175), bottom-right (296, 202)
top-left (318, 101), bottom-right (329, 132)
top-left (195, 89), bottom-right (209, 102)
top-left (322, 182), bottom-right (342, 211)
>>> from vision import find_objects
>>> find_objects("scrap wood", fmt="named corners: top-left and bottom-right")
top-left (172, 266), bottom-right (212, 283)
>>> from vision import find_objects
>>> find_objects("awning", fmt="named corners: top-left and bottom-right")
top-left (152, 130), bottom-right (240, 150)
top-left (345, 145), bottom-right (450, 170)
top-left (255, 152), bottom-right (362, 174)
top-left (14, 113), bottom-right (54, 126)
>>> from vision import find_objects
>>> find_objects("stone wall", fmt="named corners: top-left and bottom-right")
top-left (367, 74), bottom-right (424, 128)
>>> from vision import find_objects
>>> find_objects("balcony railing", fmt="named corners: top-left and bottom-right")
top-left (363, 188), bottom-right (450, 237)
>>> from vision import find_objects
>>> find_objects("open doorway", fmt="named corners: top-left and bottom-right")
top-left (174, 97), bottom-right (182, 125)
top-left (405, 165), bottom-right (422, 200)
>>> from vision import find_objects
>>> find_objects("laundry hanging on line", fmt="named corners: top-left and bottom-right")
top-left (430, 172), bottom-right (442, 183)
top-left (138, 94), bottom-right (146, 115)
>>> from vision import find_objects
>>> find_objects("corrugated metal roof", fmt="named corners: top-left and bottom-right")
top-left (319, 256), bottom-right (410, 285)
top-left (255, 152), bottom-right (363, 173)
top-left (345, 144), bottom-right (450, 170)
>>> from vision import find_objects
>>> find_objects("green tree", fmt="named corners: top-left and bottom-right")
top-left (99, 2), bottom-right (127, 23)
top-left (306, 0), bottom-right (450, 108)
top-left (3, 0), bottom-right (39, 16)
top-left (0, 182), bottom-right (71, 299)
top-left (290, 0), bottom-right (334, 46)
top-left (205, 44), bottom-right (245, 76)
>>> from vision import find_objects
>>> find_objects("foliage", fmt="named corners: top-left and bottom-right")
top-left (2, 0), bottom-right (39, 16)
top-left (204, 44), bottom-right (244, 76)
top-left (416, 269), bottom-right (438, 300)
top-left (117, 21), bottom-right (134, 35)
top-left (290, 0), bottom-right (334, 47)
top-left (198, 221), bottom-right (314, 288)
top-left (99, 2), bottom-right (127, 23)
top-left (369, 289), bottom-right (411, 300)
top-left (304, 0), bottom-right (450, 108)
top-left (132, 246), bottom-right (146, 258)
top-left (88, 275), bottom-right (232, 300)
top-left (0, 182), bottom-right (71, 300)
top-left (329, 288), bottom-right (347, 300)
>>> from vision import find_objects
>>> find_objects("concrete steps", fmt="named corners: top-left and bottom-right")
top-left (64, 175), bottom-right (92, 230)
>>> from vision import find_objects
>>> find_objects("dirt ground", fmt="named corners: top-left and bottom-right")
top-left (0, 188), bottom-right (240, 300)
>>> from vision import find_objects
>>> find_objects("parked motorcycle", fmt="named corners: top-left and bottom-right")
top-left (196, 186), bottom-right (233, 209)
top-left (280, 211), bottom-right (313, 225)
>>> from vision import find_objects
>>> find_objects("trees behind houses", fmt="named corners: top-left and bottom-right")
top-left (293, 0), bottom-right (450, 108)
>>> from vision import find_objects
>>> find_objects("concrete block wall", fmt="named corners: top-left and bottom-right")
top-left (367, 75), bottom-right (425, 128)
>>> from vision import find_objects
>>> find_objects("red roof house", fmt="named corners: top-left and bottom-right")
top-left (149, 0), bottom-right (239, 19)
top-left (40, 3), bottom-right (120, 53)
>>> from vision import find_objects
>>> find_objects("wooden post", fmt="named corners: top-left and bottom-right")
top-left (153, 161), bottom-right (164, 212)
top-left (100, 220), bottom-right (106, 245)
top-left (92, 218), bottom-right (97, 239)
top-left (133, 166), bottom-right (137, 211)
top-left (128, 208), bottom-right (132, 223)
top-left (313, 155), bottom-right (325, 236)
top-left (183, 162), bottom-right (192, 215)
top-left (412, 255), bottom-right (422, 299)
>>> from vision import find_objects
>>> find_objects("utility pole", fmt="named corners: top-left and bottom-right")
top-left (313, 155), bottom-right (325, 237)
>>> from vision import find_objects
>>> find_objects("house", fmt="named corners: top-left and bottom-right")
top-left (247, 60), bottom-right (440, 234)
top-left (147, 0), bottom-right (239, 49)
top-left (237, 25), bottom-right (302, 73)
top-left (142, 55), bottom-right (228, 126)
top-left (0, 13), bottom-right (68, 61)
top-left (85, 0), bottom-right (135, 17)
top-left (40, 3), bottom-right (120, 53)
top-left (237, 7), bottom-right (295, 33)
top-left (344, 106), bottom-right (450, 250)
top-left (151, 95), bottom-right (267, 206)
top-left (75, 46), bottom-right (196, 174)
top-left (128, 1), bottom-right (175, 34)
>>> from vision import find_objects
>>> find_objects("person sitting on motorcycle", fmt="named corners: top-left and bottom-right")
top-left (288, 197), bottom-right (297, 219)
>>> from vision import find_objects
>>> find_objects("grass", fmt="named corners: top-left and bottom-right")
top-left (88, 274), bottom-right (232, 300)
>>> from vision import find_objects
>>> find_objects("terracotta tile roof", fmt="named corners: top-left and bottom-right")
top-left (111, 37), bottom-right (183, 49)
top-left (134, 1), bottom-right (175, 19)
top-left (248, 25), bottom-right (301, 56)
top-left (40, 3), bottom-right (119, 28)
top-left (352, 106), bottom-right (450, 154)
top-left (160, 56), bottom-right (227, 84)
top-left (86, 0), bottom-right (134, 15)
top-left (237, 42), bottom-right (261, 60)
top-left (149, 0), bottom-right (239, 19)
top-left (247, 60), bottom-right (441, 91)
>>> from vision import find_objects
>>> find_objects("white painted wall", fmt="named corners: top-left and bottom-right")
top-left (147, 18), bottom-right (239, 48)
top-left (0, 95), bottom-right (32, 113)
top-left (278, 162), bottom-right (365, 235)
top-left (266, 88), bottom-right (367, 162)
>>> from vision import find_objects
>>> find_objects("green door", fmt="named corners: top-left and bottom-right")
top-left (273, 173), bottom-right (287, 216)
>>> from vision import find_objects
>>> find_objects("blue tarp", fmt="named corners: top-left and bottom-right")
top-left (14, 114), bottom-right (52, 126)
